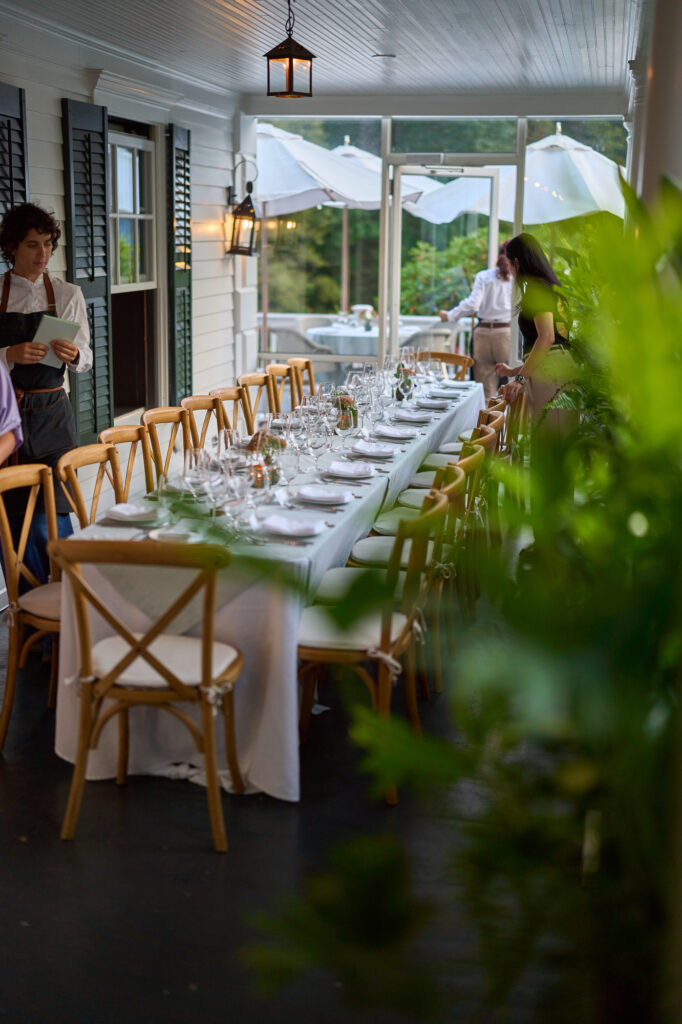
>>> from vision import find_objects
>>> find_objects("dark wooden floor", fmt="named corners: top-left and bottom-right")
top-left (0, 627), bottom-right (542, 1024)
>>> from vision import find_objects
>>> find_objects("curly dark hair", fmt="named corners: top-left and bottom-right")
top-left (0, 203), bottom-right (61, 265)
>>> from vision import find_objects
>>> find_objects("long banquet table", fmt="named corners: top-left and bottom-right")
top-left (55, 383), bottom-right (485, 802)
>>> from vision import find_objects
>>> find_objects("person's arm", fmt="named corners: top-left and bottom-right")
top-left (439, 272), bottom-right (486, 322)
top-left (0, 430), bottom-right (17, 464)
top-left (53, 285), bottom-right (92, 373)
top-left (496, 311), bottom-right (556, 404)
top-left (0, 362), bottom-right (23, 457)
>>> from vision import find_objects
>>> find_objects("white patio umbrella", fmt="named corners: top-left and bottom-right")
top-left (404, 130), bottom-right (625, 226)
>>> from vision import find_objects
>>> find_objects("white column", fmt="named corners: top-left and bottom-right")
top-left (640, 0), bottom-right (682, 203)
top-left (625, 59), bottom-right (648, 196)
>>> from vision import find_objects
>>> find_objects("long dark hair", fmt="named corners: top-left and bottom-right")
top-left (496, 239), bottom-right (511, 281)
top-left (505, 232), bottom-right (559, 287)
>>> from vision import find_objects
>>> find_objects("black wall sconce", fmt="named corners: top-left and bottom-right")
top-left (265, 0), bottom-right (315, 98)
top-left (225, 159), bottom-right (258, 256)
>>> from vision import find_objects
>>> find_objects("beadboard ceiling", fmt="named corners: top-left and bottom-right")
top-left (0, 0), bottom-right (645, 105)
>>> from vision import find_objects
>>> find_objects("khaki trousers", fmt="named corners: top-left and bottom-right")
top-left (526, 347), bottom-right (579, 433)
top-left (472, 326), bottom-right (512, 400)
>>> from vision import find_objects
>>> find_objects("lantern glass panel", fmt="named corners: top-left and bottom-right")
top-left (268, 58), bottom-right (289, 94)
top-left (292, 58), bottom-right (311, 95)
top-left (235, 214), bottom-right (255, 252)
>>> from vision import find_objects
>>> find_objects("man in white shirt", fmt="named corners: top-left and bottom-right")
top-left (439, 245), bottom-right (512, 399)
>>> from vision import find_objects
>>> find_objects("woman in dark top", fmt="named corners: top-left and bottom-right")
top-left (495, 232), bottom-right (574, 428)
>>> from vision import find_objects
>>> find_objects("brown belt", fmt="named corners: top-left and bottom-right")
top-left (477, 321), bottom-right (510, 329)
top-left (13, 385), bottom-right (63, 407)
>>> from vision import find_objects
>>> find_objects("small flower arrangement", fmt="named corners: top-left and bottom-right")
top-left (363, 309), bottom-right (374, 332)
top-left (332, 391), bottom-right (358, 425)
top-left (394, 362), bottom-right (415, 400)
top-left (246, 428), bottom-right (287, 454)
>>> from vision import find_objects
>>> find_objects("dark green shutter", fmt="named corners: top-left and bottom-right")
top-left (0, 82), bottom-right (30, 274)
top-left (167, 125), bottom-right (192, 404)
top-left (62, 98), bottom-right (113, 444)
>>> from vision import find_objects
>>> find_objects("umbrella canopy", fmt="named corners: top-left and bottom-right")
top-left (255, 123), bottom-right (387, 215)
top-left (331, 141), bottom-right (441, 202)
top-left (404, 131), bottom-right (625, 225)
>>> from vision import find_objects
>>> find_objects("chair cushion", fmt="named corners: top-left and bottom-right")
top-left (459, 428), bottom-right (475, 441)
top-left (351, 535), bottom-right (433, 568)
top-left (372, 506), bottom-right (421, 536)
top-left (313, 566), bottom-right (405, 603)
top-left (408, 470), bottom-right (437, 489)
top-left (17, 581), bottom-right (61, 621)
top-left (298, 605), bottom-right (408, 651)
top-left (396, 488), bottom-right (430, 509)
top-left (420, 452), bottom-right (460, 471)
top-left (91, 633), bottom-right (240, 689)
top-left (438, 441), bottom-right (463, 456)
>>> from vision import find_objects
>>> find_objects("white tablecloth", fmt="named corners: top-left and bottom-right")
top-left (55, 384), bottom-right (485, 801)
top-left (306, 323), bottom-right (420, 356)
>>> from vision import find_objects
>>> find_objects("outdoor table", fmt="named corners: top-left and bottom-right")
top-left (55, 383), bottom-right (485, 802)
top-left (306, 322), bottom-right (423, 356)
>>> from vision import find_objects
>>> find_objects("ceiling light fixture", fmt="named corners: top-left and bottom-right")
top-left (265, 0), bottom-right (315, 98)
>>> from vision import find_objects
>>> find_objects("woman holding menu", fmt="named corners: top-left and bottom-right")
top-left (0, 203), bottom-right (92, 579)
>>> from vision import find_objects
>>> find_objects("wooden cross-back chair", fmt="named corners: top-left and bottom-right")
top-left (298, 491), bottom-right (448, 804)
top-left (498, 391), bottom-right (529, 463)
top-left (56, 444), bottom-right (125, 527)
top-left (208, 386), bottom-right (248, 436)
top-left (180, 395), bottom-right (223, 450)
top-left (140, 407), bottom-right (191, 485)
top-left (426, 464), bottom-right (467, 693)
top-left (452, 443), bottom-right (487, 620)
top-left (424, 351), bottom-right (474, 381)
top-left (48, 538), bottom-right (245, 852)
top-left (99, 425), bottom-right (155, 499)
top-left (477, 408), bottom-right (505, 453)
top-left (236, 373), bottom-right (277, 434)
top-left (265, 363), bottom-right (296, 414)
top-left (0, 465), bottom-right (60, 749)
top-left (287, 357), bottom-right (316, 405)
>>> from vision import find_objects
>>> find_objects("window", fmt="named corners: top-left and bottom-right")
top-left (109, 133), bottom-right (156, 290)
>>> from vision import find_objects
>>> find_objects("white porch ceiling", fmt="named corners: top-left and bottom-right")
top-left (0, 0), bottom-right (646, 109)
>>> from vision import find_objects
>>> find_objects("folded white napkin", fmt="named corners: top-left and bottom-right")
top-left (107, 502), bottom-right (157, 522)
top-left (352, 439), bottom-right (397, 458)
top-left (79, 524), bottom-right (147, 541)
top-left (296, 484), bottom-right (352, 504)
top-left (429, 388), bottom-right (461, 399)
top-left (417, 398), bottom-right (448, 409)
top-left (374, 423), bottom-right (418, 440)
top-left (393, 409), bottom-right (433, 423)
top-left (440, 380), bottom-right (473, 388)
top-left (326, 460), bottom-right (375, 479)
top-left (258, 514), bottom-right (326, 537)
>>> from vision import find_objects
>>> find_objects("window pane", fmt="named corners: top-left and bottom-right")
top-left (137, 220), bottom-right (153, 282)
top-left (116, 147), bottom-right (135, 213)
top-left (391, 119), bottom-right (517, 153)
top-left (119, 218), bottom-right (134, 283)
top-left (136, 150), bottom-right (150, 214)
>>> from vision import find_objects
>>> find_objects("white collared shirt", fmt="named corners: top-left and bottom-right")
top-left (1, 272), bottom-right (93, 373)
top-left (445, 267), bottom-right (512, 323)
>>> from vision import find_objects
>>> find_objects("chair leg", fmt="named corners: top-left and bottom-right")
top-left (0, 626), bottom-right (21, 752)
top-left (201, 695), bottom-right (227, 853)
top-left (298, 663), bottom-right (317, 743)
top-left (429, 582), bottom-right (444, 695)
top-left (403, 642), bottom-right (422, 736)
top-left (61, 686), bottom-right (94, 840)
top-left (47, 634), bottom-right (59, 709)
top-left (222, 689), bottom-right (244, 794)
top-left (416, 638), bottom-right (430, 700)
top-left (116, 709), bottom-right (129, 785)
top-left (376, 663), bottom-right (398, 806)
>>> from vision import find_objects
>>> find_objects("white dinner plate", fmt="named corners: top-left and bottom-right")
top-left (106, 502), bottom-right (158, 524)
top-left (148, 526), bottom-right (201, 544)
top-left (257, 514), bottom-right (326, 538)
top-left (417, 398), bottom-right (449, 410)
top-left (295, 484), bottom-right (352, 505)
top-left (323, 460), bottom-right (375, 480)
top-left (351, 440), bottom-right (397, 459)
top-left (393, 409), bottom-right (433, 424)
top-left (374, 424), bottom-right (418, 441)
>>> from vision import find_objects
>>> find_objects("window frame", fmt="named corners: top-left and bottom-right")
top-left (109, 131), bottom-right (157, 293)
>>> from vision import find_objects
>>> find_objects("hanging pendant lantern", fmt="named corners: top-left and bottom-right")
top-left (265, 0), bottom-right (315, 98)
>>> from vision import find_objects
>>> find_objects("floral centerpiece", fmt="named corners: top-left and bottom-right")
top-left (332, 391), bottom-right (358, 427)
top-left (246, 428), bottom-right (286, 484)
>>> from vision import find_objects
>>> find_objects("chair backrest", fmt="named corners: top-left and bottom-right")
top-left (208, 386), bottom-right (248, 435)
top-left (499, 391), bottom-right (529, 459)
top-left (0, 464), bottom-right (58, 601)
top-left (431, 464), bottom-right (467, 546)
top-left (388, 491), bottom-right (448, 623)
top-left (48, 539), bottom-right (232, 699)
top-left (56, 444), bottom-right (125, 527)
top-left (403, 327), bottom-right (455, 352)
top-left (287, 357), bottom-right (316, 403)
top-left (426, 351), bottom-right (474, 380)
top-left (141, 407), bottom-right (191, 484)
top-left (181, 395), bottom-right (223, 449)
top-left (237, 373), bottom-right (277, 433)
top-left (466, 422), bottom-right (497, 453)
top-left (99, 425), bottom-right (155, 499)
top-left (454, 443), bottom-right (486, 513)
top-left (265, 363), bottom-right (296, 414)
top-left (477, 409), bottom-right (505, 452)
top-left (270, 327), bottom-right (334, 356)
